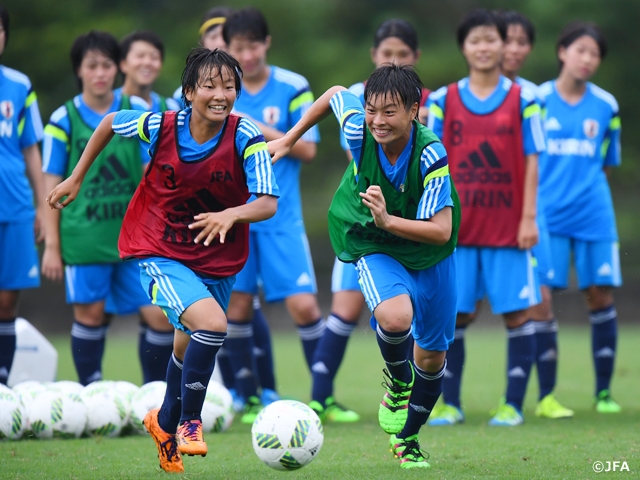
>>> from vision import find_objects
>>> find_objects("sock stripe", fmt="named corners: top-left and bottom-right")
top-left (191, 331), bottom-right (226, 346)
top-left (453, 327), bottom-right (466, 340)
top-left (414, 360), bottom-right (447, 381)
top-left (145, 329), bottom-right (174, 346)
top-left (507, 321), bottom-right (535, 338)
top-left (326, 315), bottom-right (356, 337)
top-left (386, 359), bottom-right (407, 367)
top-left (0, 321), bottom-right (16, 335)
top-left (589, 307), bottom-right (617, 324)
top-left (226, 321), bottom-right (253, 338)
top-left (376, 324), bottom-right (411, 345)
top-left (71, 323), bottom-right (106, 341)
top-left (171, 353), bottom-right (183, 370)
top-left (533, 319), bottom-right (558, 333)
top-left (298, 319), bottom-right (326, 340)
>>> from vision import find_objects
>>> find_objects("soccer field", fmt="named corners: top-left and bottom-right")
top-left (2, 325), bottom-right (638, 479)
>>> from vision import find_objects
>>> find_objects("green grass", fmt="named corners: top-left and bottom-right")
top-left (2, 326), bottom-right (639, 479)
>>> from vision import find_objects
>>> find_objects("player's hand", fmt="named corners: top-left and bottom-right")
top-left (360, 185), bottom-right (391, 229)
top-left (34, 206), bottom-right (45, 243)
top-left (46, 176), bottom-right (82, 209)
top-left (517, 216), bottom-right (538, 250)
top-left (189, 211), bottom-right (236, 246)
top-left (42, 245), bottom-right (64, 282)
top-left (268, 137), bottom-right (293, 164)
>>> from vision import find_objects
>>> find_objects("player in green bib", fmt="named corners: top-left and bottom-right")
top-left (269, 64), bottom-right (459, 470)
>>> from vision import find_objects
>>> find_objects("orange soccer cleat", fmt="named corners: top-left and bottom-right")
top-left (143, 408), bottom-right (184, 474)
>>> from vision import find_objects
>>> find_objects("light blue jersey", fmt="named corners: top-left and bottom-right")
top-left (233, 66), bottom-right (319, 232)
top-left (538, 81), bottom-right (620, 242)
top-left (0, 66), bottom-right (44, 221)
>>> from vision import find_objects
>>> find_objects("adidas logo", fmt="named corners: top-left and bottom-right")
top-left (184, 381), bottom-right (206, 390)
top-left (443, 369), bottom-right (454, 378)
top-left (544, 117), bottom-right (562, 131)
top-left (597, 263), bottom-right (612, 276)
top-left (508, 367), bottom-right (527, 378)
top-left (87, 371), bottom-right (102, 383)
top-left (28, 265), bottom-right (38, 278)
top-left (409, 404), bottom-right (430, 413)
top-left (518, 286), bottom-right (530, 300)
top-left (538, 349), bottom-right (557, 362)
top-left (235, 367), bottom-right (253, 379)
top-left (296, 273), bottom-right (312, 287)
top-left (311, 362), bottom-right (329, 374)
top-left (0, 366), bottom-right (8, 379)
top-left (252, 347), bottom-right (265, 356)
top-left (595, 347), bottom-right (615, 358)
top-left (88, 154), bottom-right (130, 185)
top-left (454, 141), bottom-right (512, 185)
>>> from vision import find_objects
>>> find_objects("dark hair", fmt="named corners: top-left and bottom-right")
top-left (200, 6), bottom-right (234, 36)
top-left (120, 30), bottom-right (164, 62)
top-left (501, 10), bottom-right (535, 45)
top-left (373, 19), bottom-right (418, 53)
top-left (556, 21), bottom-right (607, 63)
top-left (223, 7), bottom-right (269, 45)
top-left (457, 9), bottom-right (506, 48)
top-left (364, 64), bottom-right (422, 117)
top-left (181, 48), bottom-right (243, 107)
top-left (0, 5), bottom-right (9, 49)
top-left (70, 31), bottom-right (120, 90)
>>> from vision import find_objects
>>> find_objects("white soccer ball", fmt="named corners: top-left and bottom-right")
top-left (48, 381), bottom-right (84, 396)
top-left (12, 380), bottom-right (48, 405)
top-left (114, 381), bottom-right (139, 405)
top-left (129, 381), bottom-right (166, 434)
top-left (27, 391), bottom-right (87, 439)
top-left (251, 400), bottom-right (323, 471)
top-left (202, 381), bottom-right (234, 433)
top-left (81, 382), bottom-right (127, 437)
top-left (0, 385), bottom-right (27, 440)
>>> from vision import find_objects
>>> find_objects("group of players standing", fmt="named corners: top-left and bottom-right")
top-left (0, 2), bottom-right (623, 472)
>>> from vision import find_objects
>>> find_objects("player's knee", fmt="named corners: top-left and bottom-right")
top-left (0, 292), bottom-right (19, 318)
top-left (503, 309), bottom-right (528, 329)
top-left (73, 303), bottom-right (107, 327)
top-left (456, 312), bottom-right (475, 327)
top-left (286, 294), bottom-right (321, 325)
top-left (584, 286), bottom-right (614, 310)
top-left (139, 306), bottom-right (172, 331)
top-left (414, 349), bottom-right (446, 373)
top-left (226, 292), bottom-right (254, 320)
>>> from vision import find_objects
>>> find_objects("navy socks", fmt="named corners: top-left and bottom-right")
top-left (505, 321), bottom-right (536, 411)
top-left (534, 319), bottom-right (558, 399)
top-left (441, 326), bottom-right (466, 409)
top-left (139, 325), bottom-right (174, 384)
top-left (225, 320), bottom-right (258, 400)
top-left (252, 307), bottom-right (276, 391)
top-left (589, 306), bottom-right (617, 395)
top-left (158, 353), bottom-right (183, 434)
top-left (71, 321), bottom-right (107, 385)
top-left (297, 318), bottom-right (325, 371)
top-left (399, 361), bottom-right (446, 438)
top-left (375, 323), bottom-right (412, 385)
top-left (0, 318), bottom-right (16, 385)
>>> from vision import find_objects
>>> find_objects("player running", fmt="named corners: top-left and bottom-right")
top-left (426, 9), bottom-right (545, 427)
top-left (47, 47), bottom-right (278, 474)
top-left (270, 63), bottom-right (460, 469)
top-left (0, 5), bottom-right (47, 385)
top-left (539, 21), bottom-right (622, 413)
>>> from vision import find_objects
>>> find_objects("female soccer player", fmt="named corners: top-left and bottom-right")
top-left (0, 5), bottom-right (47, 385)
top-left (47, 48), bottom-right (278, 473)
top-left (538, 22), bottom-right (622, 413)
top-left (310, 18), bottom-right (429, 423)
top-left (270, 64), bottom-right (460, 469)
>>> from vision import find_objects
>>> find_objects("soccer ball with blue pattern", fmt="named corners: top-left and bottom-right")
top-left (251, 400), bottom-right (323, 471)
top-left (0, 384), bottom-right (26, 440)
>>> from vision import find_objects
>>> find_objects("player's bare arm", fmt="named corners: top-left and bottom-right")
top-left (22, 143), bottom-right (47, 242)
top-left (518, 152), bottom-right (539, 250)
top-left (41, 173), bottom-right (64, 282)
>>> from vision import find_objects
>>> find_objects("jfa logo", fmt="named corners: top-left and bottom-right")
top-left (583, 118), bottom-right (599, 139)
top-left (262, 106), bottom-right (280, 125)
top-left (592, 460), bottom-right (630, 473)
top-left (0, 100), bottom-right (14, 120)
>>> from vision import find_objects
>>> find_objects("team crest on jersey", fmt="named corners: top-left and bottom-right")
top-left (0, 100), bottom-right (14, 120)
top-left (262, 107), bottom-right (280, 125)
top-left (583, 119), bottom-right (599, 139)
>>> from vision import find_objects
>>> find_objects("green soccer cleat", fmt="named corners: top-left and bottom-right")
top-left (595, 390), bottom-right (622, 413)
top-left (378, 366), bottom-right (414, 434)
top-left (308, 400), bottom-right (326, 422)
top-left (535, 394), bottom-right (574, 419)
top-left (427, 403), bottom-right (464, 426)
top-left (488, 403), bottom-right (524, 426)
top-left (324, 397), bottom-right (360, 423)
top-left (240, 396), bottom-right (264, 424)
top-left (389, 434), bottom-right (431, 469)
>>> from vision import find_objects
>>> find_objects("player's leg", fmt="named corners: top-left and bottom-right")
top-left (0, 290), bottom-right (19, 385)
top-left (251, 295), bottom-right (279, 405)
top-left (575, 239), bottom-right (622, 413)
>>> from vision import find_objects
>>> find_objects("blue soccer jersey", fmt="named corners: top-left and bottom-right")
top-left (112, 109), bottom-right (279, 198)
top-left (0, 66), bottom-right (44, 221)
top-left (330, 90), bottom-right (453, 220)
top-left (233, 66), bottom-right (319, 232)
top-left (537, 81), bottom-right (620, 242)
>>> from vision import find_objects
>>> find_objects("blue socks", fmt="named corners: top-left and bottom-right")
top-left (534, 319), bottom-right (558, 399)
top-left (375, 323), bottom-right (412, 385)
top-left (441, 326), bottom-right (466, 409)
top-left (297, 318), bottom-right (325, 371)
top-left (225, 320), bottom-right (259, 401)
top-left (589, 306), bottom-right (617, 395)
top-left (399, 361), bottom-right (446, 438)
top-left (505, 321), bottom-right (536, 411)
top-left (252, 307), bottom-right (276, 391)
top-left (215, 347), bottom-right (236, 390)
top-left (311, 313), bottom-right (356, 404)
top-left (71, 321), bottom-right (107, 386)
top-left (158, 353), bottom-right (183, 434)
top-left (139, 325), bottom-right (174, 384)
top-left (180, 330), bottom-right (226, 423)
top-left (0, 318), bottom-right (16, 385)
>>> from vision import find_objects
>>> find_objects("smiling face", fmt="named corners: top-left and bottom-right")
top-left (365, 92), bottom-right (417, 149)
top-left (371, 36), bottom-right (419, 68)
top-left (503, 24), bottom-right (532, 78)
top-left (78, 49), bottom-right (118, 97)
top-left (226, 35), bottom-right (270, 81)
top-left (462, 25), bottom-right (504, 73)
top-left (185, 65), bottom-right (237, 125)
top-left (120, 40), bottom-right (162, 88)
top-left (559, 35), bottom-right (601, 83)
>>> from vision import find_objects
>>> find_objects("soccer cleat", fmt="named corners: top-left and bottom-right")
top-left (240, 395), bottom-right (264, 424)
top-left (595, 390), bottom-right (622, 413)
top-left (488, 403), bottom-right (524, 426)
top-left (260, 388), bottom-right (281, 406)
top-left (427, 403), bottom-right (464, 426)
top-left (143, 408), bottom-right (184, 473)
top-left (535, 394), bottom-right (574, 419)
top-left (229, 388), bottom-right (245, 413)
top-left (176, 419), bottom-right (207, 457)
top-left (324, 396), bottom-right (360, 423)
top-left (378, 366), bottom-right (414, 434)
top-left (308, 400), bottom-right (326, 422)
top-left (389, 434), bottom-right (431, 469)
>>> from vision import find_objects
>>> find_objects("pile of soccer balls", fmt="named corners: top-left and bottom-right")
top-left (0, 379), bottom-right (234, 440)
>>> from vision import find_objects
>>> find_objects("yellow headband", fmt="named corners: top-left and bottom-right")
top-left (199, 17), bottom-right (226, 36)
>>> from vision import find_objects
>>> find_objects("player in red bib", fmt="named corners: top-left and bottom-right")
top-left (47, 48), bottom-right (278, 474)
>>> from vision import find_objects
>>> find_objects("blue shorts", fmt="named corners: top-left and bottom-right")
top-left (139, 257), bottom-right (235, 334)
top-left (233, 229), bottom-right (317, 302)
top-left (457, 246), bottom-right (540, 315)
top-left (0, 221), bottom-right (40, 290)
top-left (547, 235), bottom-right (622, 290)
top-left (331, 257), bottom-right (360, 292)
top-left (65, 260), bottom-right (151, 313)
top-left (533, 226), bottom-right (554, 287)
top-left (356, 253), bottom-right (457, 351)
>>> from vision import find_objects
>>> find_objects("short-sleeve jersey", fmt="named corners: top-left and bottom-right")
top-left (538, 81), bottom-right (620, 241)
top-left (0, 66), bottom-right (44, 222)
top-left (233, 66), bottom-right (319, 232)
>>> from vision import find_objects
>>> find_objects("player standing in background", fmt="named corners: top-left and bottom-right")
top-left (47, 47), bottom-right (278, 474)
top-left (500, 10), bottom-right (574, 419)
top-left (427, 9), bottom-right (545, 426)
top-left (41, 31), bottom-right (156, 386)
top-left (539, 22), bottom-right (622, 413)
top-left (309, 18), bottom-right (428, 424)
top-left (0, 5), bottom-right (46, 385)
top-left (222, 7), bottom-right (323, 423)
top-left (270, 63), bottom-right (460, 469)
